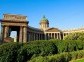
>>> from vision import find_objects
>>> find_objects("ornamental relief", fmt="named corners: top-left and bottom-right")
top-left (3, 14), bottom-right (26, 21)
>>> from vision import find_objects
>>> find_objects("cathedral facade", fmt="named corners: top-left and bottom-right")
top-left (0, 14), bottom-right (84, 43)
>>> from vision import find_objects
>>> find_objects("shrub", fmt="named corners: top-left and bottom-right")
top-left (64, 32), bottom-right (84, 41)
top-left (0, 41), bottom-right (57, 62)
top-left (29, 50), bottom-right (84, 62)
top-left (0, 42), bottom-right (22, 62)
top-left (0, 40), bottom-right (84, 62)
top-left (22, 40), bottom-right (57, 60)
top-left (57, 41), bottom-right (68, 53)
top-left (17, 45), bottom-right (28, 62)
top-left (49, 40), bottom-right (84, 53)
top-left (28, 56), bottom-right (49, 62)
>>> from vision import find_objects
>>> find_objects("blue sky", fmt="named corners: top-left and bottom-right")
top-left (0, 0), bottom-right (84, 37)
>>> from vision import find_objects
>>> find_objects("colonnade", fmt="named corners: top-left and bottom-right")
top-left (27, 32), bottom-right (62, 41)
top-left (28, 32), bottom-right (44, 41)
top-left (45, 32), bottom-right (61, 40)
top-left (1, 26), bottom-right (62, 42)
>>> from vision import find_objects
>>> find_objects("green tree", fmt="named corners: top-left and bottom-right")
top-left (64, 32), bottom-right (84, 41)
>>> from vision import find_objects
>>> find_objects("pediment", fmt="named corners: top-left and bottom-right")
top-left (45, 28), bottom-right (61, 32)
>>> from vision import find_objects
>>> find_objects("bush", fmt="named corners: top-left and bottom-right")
top-left (49, 40), bottom-right (84, 53)
top-left (25, 40), bottom-right (84, 61)
top-left (28, 56), bottom-right (49, 62)
top-left (0, 42), bottom-right (22, 62)
top-left (0, 40), bottom-right (84, 62)
top-left (22, 40), bottom-right (57, 60)
top-left (17, 45), bottom-right (28, 62)
top-left (29, 50), bottom-right (84, 62)
top-left (0, 41), bottom-right (57, 62)
top-left (64, 32), bottom-right (84, 41)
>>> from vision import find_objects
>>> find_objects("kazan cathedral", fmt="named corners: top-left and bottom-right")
top-left (0, 14), bottom-right (84, 43)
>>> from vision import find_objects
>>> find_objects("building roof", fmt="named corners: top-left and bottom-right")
top-left (45, 28), bottom-right (61, 32)
top-left (28, 26), bottom-right (43, 33)
top-left (40, 16), bottom-right (49, 23)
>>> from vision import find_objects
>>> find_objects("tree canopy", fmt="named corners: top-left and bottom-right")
top-left (64, 32), bottom-right (84, 41)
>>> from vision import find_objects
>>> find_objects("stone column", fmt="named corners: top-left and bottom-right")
top-left (23, 27), bottom-right (27, 43)
top-left (1, 26), bottom-right (4, 41)
top-left (4, 26), bottom-right (9, 38)
top-left (19, 26), bottom-right (23, 42)
top-left (57, 33), bottom-right (58, 39)
top-left (51, 33), bottom-right (52, 39)
top-left (63, 33), bottom-right (64, 40)
top-left (45, 33), bottom-right (47, 40)
top-left (54, 33), bottom-right (56, 39)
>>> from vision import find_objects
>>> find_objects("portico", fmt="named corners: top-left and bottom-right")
top-left (1, 14), bottom-right (28, 42)
top-left (44, 28), bottom-right (62, 40)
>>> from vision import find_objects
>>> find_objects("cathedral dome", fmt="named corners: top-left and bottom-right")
top-left (40, 16), bottom-right (49, 24)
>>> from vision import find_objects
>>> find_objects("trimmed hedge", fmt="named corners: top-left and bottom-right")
top-left (0, 41), bottom-right (57, 62)
top-left (50, 40), bottom-right (84, 53)
top-left (0, 42), bottom-right (22, 62)
top-left (29, 50), bottom-right (84, 62)
top-left (0, 40), bottom-right (84, 62)
top-left (16, 40), bottom-right (84, 61)
top-left (19, 40), bottom-right (57, 61)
